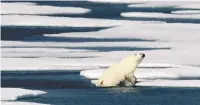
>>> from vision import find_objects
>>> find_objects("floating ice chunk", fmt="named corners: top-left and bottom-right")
top-left (1, 2), bottom-right (90, 15)
top-left (80, 69), bottom-right (103, 79)
top-left (84, 66), bottom-right (200, 87)
top-left (80, 63), bottom-right (200, 80)
top-left (80, 69), bottom-right (180, 80)
top-left (1, 102), bottom-right (49, 105)
top-left (1, 88), bottom-right (47, 101)
top-left (135, 71), bottom-right (180, 80)
top-left (121, 12), bottom-right (200, 19)
top-left (80, 63), bottom-right (182, 79)
top-left (136, 80), bottom-right (200, 87)
top-left (176, 4), bottom-right (200, 9)
top-left (171, 10), bottom-right (200, 15)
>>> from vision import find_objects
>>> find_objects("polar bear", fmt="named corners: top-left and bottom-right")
top-left (92, 53), bottom-right (145, 87)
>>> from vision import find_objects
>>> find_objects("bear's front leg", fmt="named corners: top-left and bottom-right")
top-left (123, 80), bottom-right (134, 87)
top-left (124, 73), bottom-right (137, 87)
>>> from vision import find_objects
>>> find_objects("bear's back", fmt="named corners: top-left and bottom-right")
top-left (119, 55), bottom-right (138, 73)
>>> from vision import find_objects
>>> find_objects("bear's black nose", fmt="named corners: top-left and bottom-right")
top-left (142, 54), bottom-right (145, 58)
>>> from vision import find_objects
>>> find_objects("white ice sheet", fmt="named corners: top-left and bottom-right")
top-left (1, 2), bottom-right (90, 15)
top-left (1, 88), bottom-right (47, 101)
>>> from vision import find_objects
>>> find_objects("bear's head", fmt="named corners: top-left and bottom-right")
top-left (120, 53), bottom-right (145, 67)
top-left (133, 53), bottom-right (145, 64)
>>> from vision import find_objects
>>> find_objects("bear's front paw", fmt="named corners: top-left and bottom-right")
top-left (119, 80), bottom-right (136, 87)
top-left (124, 81), bottom-right (134, 87)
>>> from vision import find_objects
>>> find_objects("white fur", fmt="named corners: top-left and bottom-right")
top-left (93, 53), bottom-right (145, 87)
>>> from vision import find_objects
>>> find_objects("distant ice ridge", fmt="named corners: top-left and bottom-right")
top-left (1, 2), bottom-right (90, 15)
top-left (1, 88), bottom-right (47, 101)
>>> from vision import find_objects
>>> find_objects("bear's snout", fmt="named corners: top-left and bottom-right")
top-left (141, 54), bottom-right (145, 58)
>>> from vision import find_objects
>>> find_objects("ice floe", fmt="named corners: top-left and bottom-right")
top-left (81, 63), bottom-right (200, 87)
top-left (81, 69), bottom-right (181, 80)
top-left (80, 63), bottom-right (200, 80)
top-left (136, 80), bottom-right (200, 87)
top-left (121, 12), bottom-right (200, 19)
top-left (1, 102), bottom-right (49, 105)
top-left (1, 88), bottom-right (46, 101)
top-left (1, 2), bottom-right (90, 15)
top-left (171, 10), bottom-right (200, 14)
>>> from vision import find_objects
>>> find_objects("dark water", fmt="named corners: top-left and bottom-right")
top-left (30, 88), bottom-right (200, 105)
top-left (2, 71), bottom-right (200, 105)
top-left (1, 26), bottom-right (111, 40)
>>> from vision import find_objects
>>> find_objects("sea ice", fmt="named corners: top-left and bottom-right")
top-left (1, 88), bottom-right (47, 101)
top-left (121, 12), bottom-right (200, 19)
top-left (80, 63), bottom-right (200, 80)
top-left (136, 80), bottom-right (200, 87)
top-left (1, 2), bottom-right (90, 15)
top-left (176, 4), bottom-right (200, 9)
top-left (1, 1), bottom-right (200, 88)
top-left (171, 10), bottom-right (200, 14)
top-left (1, 102), bottom-right (49, 105)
